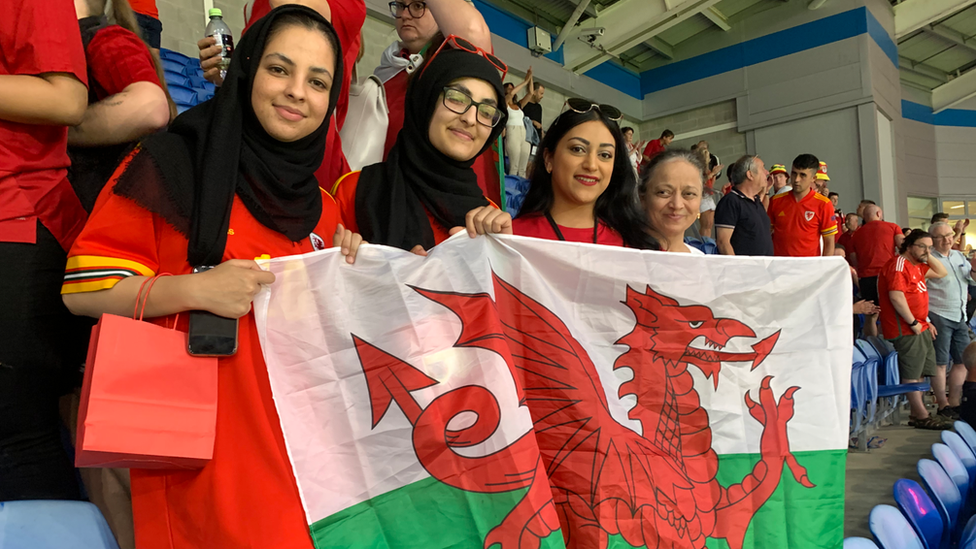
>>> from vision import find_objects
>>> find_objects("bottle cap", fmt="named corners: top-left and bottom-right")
top-left (208, 8), bottom-right (223, 17)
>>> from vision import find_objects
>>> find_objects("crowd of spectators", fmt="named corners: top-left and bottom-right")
top-left (3, 0), bottom-right (976, 547)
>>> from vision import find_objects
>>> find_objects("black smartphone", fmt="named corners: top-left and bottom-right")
top-left (187, 266), bottom-right (239, 357)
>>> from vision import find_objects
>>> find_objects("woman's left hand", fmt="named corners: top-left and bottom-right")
top-left (334, 224), bottom-right (366, 264)
top-left (451, 206), bottom-right (513, 238)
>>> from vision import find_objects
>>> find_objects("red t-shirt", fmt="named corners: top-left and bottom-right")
top-left (512, 213), bottom-right (625, 247)
top-left (878, 255), bottom-right (931, 339)
top-left (642, 139), bottom-right (665, 161)
top-left (63, 150), bottom-right (341, 549)
top-left (850, 220), bottom-right (901, 278)
top-left (836, 229), bottom-right (855, 260)
top-left (128, 0), bottom-right (159, 18)
top-left (246, 0), bottom-right (364, 191)
top-left (0, 0), bottom-right (89, 249)
top-left (767, 189), bottom-right (838, 257)
top-left (87, 25), bottom-right (162, 100)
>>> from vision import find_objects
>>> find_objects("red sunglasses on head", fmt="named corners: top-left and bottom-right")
top-left (421, 34), bottom-right (508, 80)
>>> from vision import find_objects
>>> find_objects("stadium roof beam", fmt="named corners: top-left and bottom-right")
top-left (932, 67), bottom-right (976, 112)
top-left (563, 0), bottom-right (724, 74)
top-left (894, 0), bottom-right (976, 40)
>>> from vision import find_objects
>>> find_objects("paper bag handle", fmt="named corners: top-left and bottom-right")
top-left (134, 273), bottom-right (179, 328)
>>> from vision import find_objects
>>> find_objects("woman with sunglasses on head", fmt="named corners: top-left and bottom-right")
top-left (509, 100), bottom-right (659, 249)
top-left (61, 7), bottom-right (364, 548)
top-left (331, 35), bottom-right (512, 253)
top-left (638, 150), bottom-right (706, 253)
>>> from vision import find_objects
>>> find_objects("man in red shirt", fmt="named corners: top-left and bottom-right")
top-left (878, 230), bottom-right (948, 429)
top-left (641, 129), bottom-right (674, 165)
top-left (0, 0), bottom-right (89, 501)
top-left (836, 213), bottom-right (859, 254)
top-left (850, 205), bottom-right (905, 336)
top-left (767, 153), bottom-right (838, 257)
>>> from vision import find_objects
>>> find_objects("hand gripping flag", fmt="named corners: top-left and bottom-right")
top-left (253, 234), bottom-right (852, 549)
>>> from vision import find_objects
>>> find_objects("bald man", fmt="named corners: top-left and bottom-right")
top-left (850, 205), bottom-right (905, 337)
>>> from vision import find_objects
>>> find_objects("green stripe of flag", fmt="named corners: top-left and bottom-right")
top-left (310, 450), bottom-right (844, 549)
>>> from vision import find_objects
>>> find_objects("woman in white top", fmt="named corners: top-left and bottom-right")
top-left (639, 149), bottom-right (706, 254)
top-left (621, 126), bottom-right (641, 175)
top-left (503, 67), bottom-right (533, 177)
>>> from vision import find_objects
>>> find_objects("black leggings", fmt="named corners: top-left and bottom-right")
top-left (0, 223), bottom-right (89, 501)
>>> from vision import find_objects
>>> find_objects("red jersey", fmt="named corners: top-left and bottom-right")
top-left (331, 171), bottom-right (497, 247)
top-left (850, 220), bottom-right (901, 278)
top-left (642, 139), bottom-right (666, 161)
top-left (836, 229), bottom-right (855, 262)
top-left (127, 0), bottom-right (158, 18)
top-left (63, 150), bottom-right (341, 549)
top-left (246, 0), bottom-right (364, 190)
top-left (86, 25), bottom-right (161, 100)
top-left (512, 213), bottom-right (625, 247)
top-left (878, 255), bottom-right (931, 339)
top-left (0, 0), bottom-right (89, 249)
top-left (767, 189), bottom-right (838, 257)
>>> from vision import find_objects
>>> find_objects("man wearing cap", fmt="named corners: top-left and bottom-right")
top-left (768, 164), bottom-right (791, 199)
top-left (814, 160), bottom-right (830, 197)
top-left (768, 153), bottom-right (838, 257)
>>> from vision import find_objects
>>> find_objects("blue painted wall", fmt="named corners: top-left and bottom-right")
top-left (902, 100), bottom-right (976, 127)
top-left (473, 1), bottom-right (899, 101)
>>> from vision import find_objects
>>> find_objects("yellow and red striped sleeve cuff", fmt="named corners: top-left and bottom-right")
top-left (821, 224), bottom-right (839, 236)
top-left (62, 255), bottom-right (155, 295)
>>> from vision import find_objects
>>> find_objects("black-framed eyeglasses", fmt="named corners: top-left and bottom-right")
top-left (564, 97), bottom-right (622, 122)
top-left (441, 87), bottom-right (502, 128)
top-left (389, 1), bottom-right (426, 18)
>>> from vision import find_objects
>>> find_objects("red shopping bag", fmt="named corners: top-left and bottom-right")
top-left (75, 276), bottom-right (218, 469)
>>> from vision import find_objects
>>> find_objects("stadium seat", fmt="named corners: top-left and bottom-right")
top-left (857, 339), bottom-right (883, 362)
top-left (961, 515), bottom-right (976, 547)
top-left (163, 69), bottom-right (192, 88)
top-left (854, 345), bottom-right (869, 365)
top-left (866, 335), bottom-right (894, 358)
top-left (869, 504), bottom-right (926, 549)
top-left (893, 479), bottom-right (944, 549)
top-left (167, 84), bottom-right (200, 108)
top-left (852, 362), bottom-right (866, 436)
top-left (878, 353), bottom-right (931, 398)
top-left (943, 431), bottom-right (976, 496)
top-left (957, 422), bottom-right (976, 455)
top-left (934, 443), bottom-right (970, 503)
top-left (844, 537), bottom-right (880, 548)
top-left (919, 458), bottom-right (963, 547)
top-left (0, 500), bottom-right (120, 549)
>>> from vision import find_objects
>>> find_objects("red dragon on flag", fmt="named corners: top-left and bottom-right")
top-left (353, 273), bottom-right (814, 549)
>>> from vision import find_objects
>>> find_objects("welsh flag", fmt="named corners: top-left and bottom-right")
top-left (253, 235), bottom-right (851, 549)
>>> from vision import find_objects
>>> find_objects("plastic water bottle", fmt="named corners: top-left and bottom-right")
top-left (205, 8), bottom-right (234, 81)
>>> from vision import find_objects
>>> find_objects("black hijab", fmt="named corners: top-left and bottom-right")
top-left (113, 5), bottom-right (343, 266)
top-left (355, 48), bottom-right (507, 251)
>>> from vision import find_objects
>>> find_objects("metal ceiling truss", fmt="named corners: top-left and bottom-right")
top-left (894, 0), bottom-right (976, 39)
top-left (562, 0), bottom-right (725, 74)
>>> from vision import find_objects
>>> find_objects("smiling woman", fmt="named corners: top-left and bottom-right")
top-left (512, 105), bottom-right (659, 249)
top-left (58, 7), bottom-right (364, 549)
top-left (330, 42), bottom-right (509, 252)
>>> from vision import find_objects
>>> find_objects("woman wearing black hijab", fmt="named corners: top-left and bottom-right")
top-left (331, 37), bottom-right (512, 254)
top-left (61, 7), bottom-right (359, 548)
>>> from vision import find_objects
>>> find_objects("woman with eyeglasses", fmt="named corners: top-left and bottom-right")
top-left (509, 100), bottom-right (659, 249)
top-left (331, 36), bottom-right (512, 253)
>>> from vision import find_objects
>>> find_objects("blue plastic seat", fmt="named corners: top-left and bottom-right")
top-left (857, 339), bottom-right (883, 362)
top-left (845, 537), bottom-right (880, 548)
top-left (961, 515), bottom-right (976, 547)
top-left (867, 335), bottom-right (894, 358)
top-left (863, 358), bottom-right (879, 424)
top-left (943, 431), bottom-right (976, 494)
top-left (933, 443), bottom-right (970, 503)
top-left (0, 500), bottom-right (120, 549)
top-left (878, 352), bottom-right (931, 398)
top-left (870, 504), bottom-right (926, 549)
top-left (854, 345), bottom-right (869, 365)
top-left (163, 69), bottom-right (191, 88)
top-left (919, 458), bottom-right (963, 545)
top-left (956, 421), bottom-right (976, 455)
top-left (894, 479), bottom-right (944, 549)
top-left (852, 362), bottom-right (866, 435)
top-left (167, 84), bottom-right (201, 108)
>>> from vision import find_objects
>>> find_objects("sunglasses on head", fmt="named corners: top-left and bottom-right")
top-left (421, 34), bottom-right (508, 80)
top-left (564, 98), bottom-right (622, 122)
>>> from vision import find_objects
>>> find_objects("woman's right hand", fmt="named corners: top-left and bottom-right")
top-left (187, 259), bottom-right (276, 318)
top-left (197, 36), bottom-right (224, 85)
